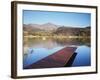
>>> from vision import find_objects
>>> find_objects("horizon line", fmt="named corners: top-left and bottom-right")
top-left (23, 22), bottom-right (90, 28)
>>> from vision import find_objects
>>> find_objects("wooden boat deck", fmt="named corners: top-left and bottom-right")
top-left (25, 47), bottom-right (77, 69)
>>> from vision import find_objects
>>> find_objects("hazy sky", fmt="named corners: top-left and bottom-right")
top-left (23, 10), bottom-right (91, 28)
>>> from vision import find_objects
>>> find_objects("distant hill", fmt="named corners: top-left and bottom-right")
top-left (23, 24), bottom-right (42, 32)
top-left (23, 23), bottom-right (58, 32)
top-left (23, 23), bottom-right (90, 36)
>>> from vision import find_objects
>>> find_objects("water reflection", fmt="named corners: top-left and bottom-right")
top-left (73, 46), bottom-right (91, 66)
top-left (23, 37), bottom-right (91, 68)
top-left (24, 37), bottom-right (90, 49)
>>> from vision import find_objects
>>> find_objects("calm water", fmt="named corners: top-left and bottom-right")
top-left (23, 37), bottom-right (91, 69)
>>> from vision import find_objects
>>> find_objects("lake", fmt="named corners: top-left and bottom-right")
top-left (23, 37), bottom-right (91, 69)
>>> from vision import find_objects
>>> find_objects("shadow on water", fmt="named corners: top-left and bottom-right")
top-left (64, 52), bottom-right (77, 67)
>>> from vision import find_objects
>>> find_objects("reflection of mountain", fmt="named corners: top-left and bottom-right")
top-left (24, 38), bottom-right (62, 49)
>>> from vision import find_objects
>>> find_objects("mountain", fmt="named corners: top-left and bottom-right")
top-left (40, 23), bottom-right (58, 31)
top-left (23, 24), bottom-right (42, 32)
top-left (23, 23), bottom-right (90, 36)
top-left (23, 23), bottom-right (58, 32)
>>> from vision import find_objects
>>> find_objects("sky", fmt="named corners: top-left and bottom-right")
top-left (23, 10), bottom-right (91, 28)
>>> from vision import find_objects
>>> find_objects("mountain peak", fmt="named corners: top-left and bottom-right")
top-left (42, 22), bottom-right (56, 26)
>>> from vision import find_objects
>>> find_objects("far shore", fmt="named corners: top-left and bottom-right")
top-left (23, 35), bottom-right (90, 39)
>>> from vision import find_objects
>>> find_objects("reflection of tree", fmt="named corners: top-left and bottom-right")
top-left (23, 37), bottom-right (58, 49)
top-left (53, 38), bottom-right (89, 46)
top-left (77, 38), bottom-right (91, 47)
top-left (60, 38), bottom-right (89, 46)
top-left (24, 37), bottom-right (91, 49)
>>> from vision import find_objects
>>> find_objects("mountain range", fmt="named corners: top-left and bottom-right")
top-left (23, 23), bottom-right (90, 36)
top-left (23, 23), bottom-right (59, 32)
